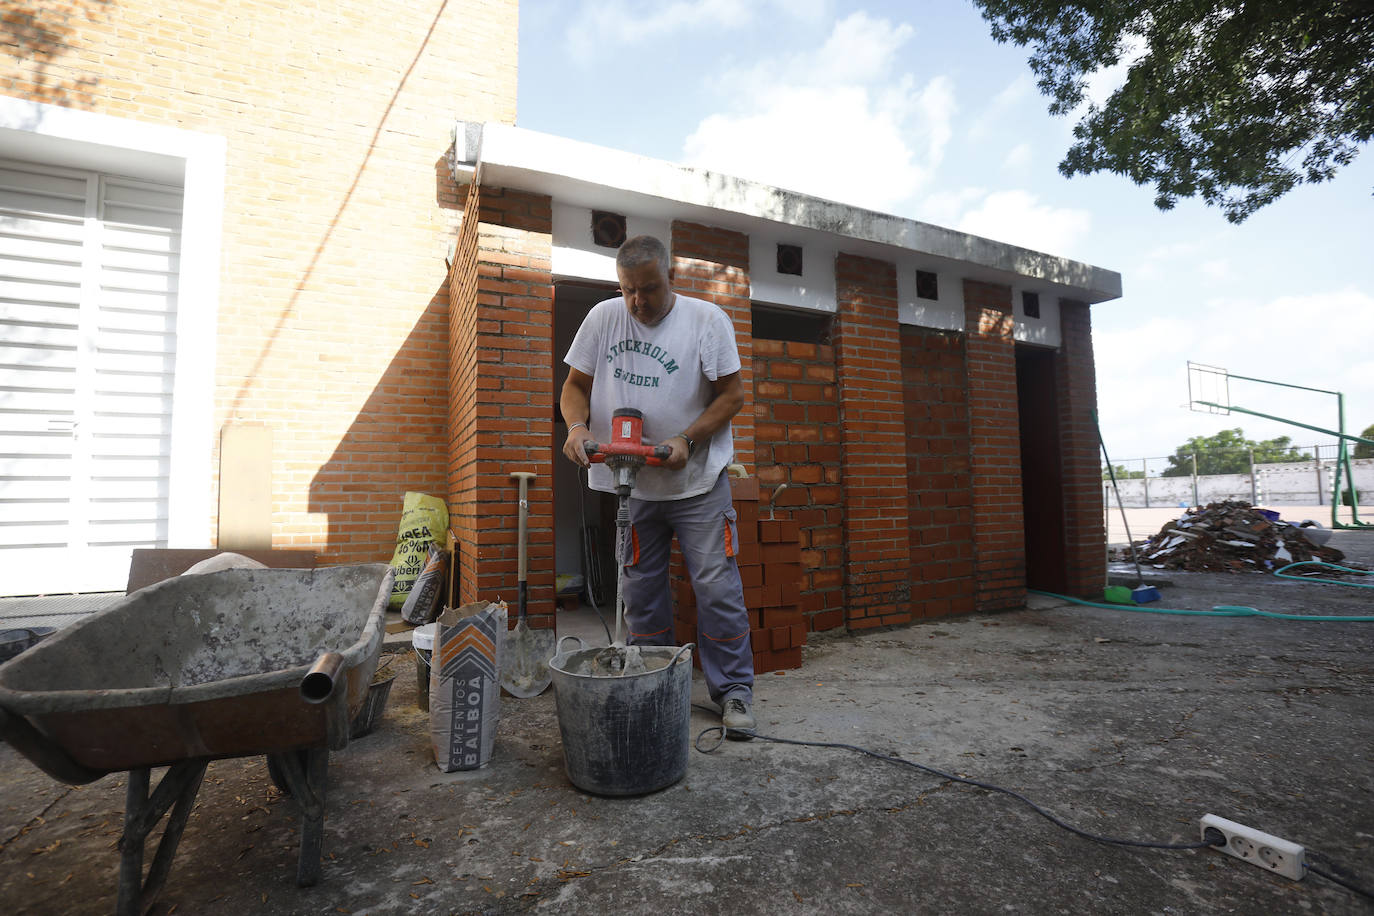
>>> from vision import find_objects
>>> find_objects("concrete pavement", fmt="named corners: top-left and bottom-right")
top-left (1, 532), bottom-right (1372, 915)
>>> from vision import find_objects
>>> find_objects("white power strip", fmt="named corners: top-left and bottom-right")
top-left (1201, 814), bottom-right (1306, 881)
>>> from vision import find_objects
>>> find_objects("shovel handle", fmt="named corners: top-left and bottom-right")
top-left (511, 472), bottom-right (535, 624)
top-left (511, 472), bottom-right (535, 582)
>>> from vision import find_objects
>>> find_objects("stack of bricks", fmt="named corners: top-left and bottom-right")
top-left (672, 476), bottom-right (806, 672)
top-left (752, 338), bottom-right (845, 633)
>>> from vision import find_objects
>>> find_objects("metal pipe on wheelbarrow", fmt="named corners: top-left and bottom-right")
top-left (300, 652), bottom-right (345, 703)
top-left (301, 652), bottom-right (354, 749)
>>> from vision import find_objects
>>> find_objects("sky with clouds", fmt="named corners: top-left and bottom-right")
top-left (518, 0), bottom-right (1374, 469)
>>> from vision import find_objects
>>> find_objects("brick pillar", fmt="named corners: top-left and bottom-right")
top-left (447, 186), bottom-right (555, 625)
top-left (901, 327), bottom-right (976, 618)
top-left (753, 339), bottom-right (845, 632)
top-left (963, 280), bottom-right (1025, 611)
top-left (1056, 299), bottom-right (1105, 597)
top-left (835, 254), bottom-right (912, 629)
top-left (669, 221), bottom-right (754, 471)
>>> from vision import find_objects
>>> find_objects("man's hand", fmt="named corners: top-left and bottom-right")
top-left (559, 369), bottom-right (595, 469)
top-left (660, 435), bottom-right (690, 471)
top-left (563, 426), bottom-right (593, 468)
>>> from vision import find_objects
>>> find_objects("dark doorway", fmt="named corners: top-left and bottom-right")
top-left (553, 282), bottom-right (620, 613)
top-left (1016, 344), bottom-right (1068, 593)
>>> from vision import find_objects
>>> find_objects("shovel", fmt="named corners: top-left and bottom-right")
top-left (501, 471), bottom-right (555, 697)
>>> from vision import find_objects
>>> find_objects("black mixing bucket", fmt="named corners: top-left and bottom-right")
top-left (548, 639), bottom-right (694, 796)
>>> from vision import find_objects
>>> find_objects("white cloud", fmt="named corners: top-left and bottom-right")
top-left (1198, 259), bottom-right (1231, 283)
top-left (684, 86), bottom-right (937, 211)
top-left (1093, 287), bottom-right (1374, 460)
top-left (954, 189), bottom-right (1092, 254)
top-left (1080, 33), bottom-right (1148, 110)
top-left (563, 0), bottom-right (824, 61)
top-left (811, 9), bottom-right (913, 84)
top-left (681, 12), bottom-right (954, 213)
top-left (1002, 142), bottom-right (1032, 171)
top-left (968, 73), bottom-right (1036, 141)
top-left (918, 186), bottom-right (988, 226)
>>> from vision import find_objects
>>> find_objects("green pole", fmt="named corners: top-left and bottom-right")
top-left (1193, 402), bottom-right (1374, 447)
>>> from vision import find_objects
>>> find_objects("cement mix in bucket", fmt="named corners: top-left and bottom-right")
top-left (567, 645), bottom-right (671, 678)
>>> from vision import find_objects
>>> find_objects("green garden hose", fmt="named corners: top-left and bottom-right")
top-left (1032, 557), bottom-right (1374, 621)
top-left (1029, 589), bottom-right (1374, 622)
top-left (1272, 560), bottom-right (1374, 589)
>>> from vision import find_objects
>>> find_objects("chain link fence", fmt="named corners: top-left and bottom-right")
top-left (1103, 445), bottom-right (1374, 509)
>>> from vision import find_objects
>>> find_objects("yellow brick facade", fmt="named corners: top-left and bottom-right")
top-left (2, 0), bottom-right (518, 563)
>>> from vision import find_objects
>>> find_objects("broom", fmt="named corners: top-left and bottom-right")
top-left (1096, 414), bottom-right (1161, 604)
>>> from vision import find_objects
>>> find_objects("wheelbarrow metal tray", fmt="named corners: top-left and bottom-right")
top-left (0, 564), bottom-right (393, 774)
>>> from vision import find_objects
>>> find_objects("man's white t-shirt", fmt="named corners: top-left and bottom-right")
top-left (564, 293), bottom-right (741, 501)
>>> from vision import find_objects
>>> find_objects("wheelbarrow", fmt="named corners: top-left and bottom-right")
top-left (0, 563), bottom-right (394, 916)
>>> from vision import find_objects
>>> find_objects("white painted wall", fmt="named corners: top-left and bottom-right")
top-left (748, 233), bottom-right (837, 314)
top-left (1010, 285), bottom-right (1062, 348)
top-left (551, 202), bottom-right (981, 335)
top-left (550, 201), bottom-right (670, 284)
top-left (1105, 458), bottom-right (1374, 508)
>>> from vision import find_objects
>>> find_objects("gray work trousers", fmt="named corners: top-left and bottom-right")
top-left (621, 470), bottom-right (754, 705)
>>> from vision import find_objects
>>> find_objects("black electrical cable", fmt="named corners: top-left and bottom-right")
top-left (693, 716), bottom-right (1374, 901)
top-left (691, 711), bottom-right (1214, 852)
top-left (1305, 861), bottom-right (1374, 901)
top-left (577, 466), bottom-right (614, 644)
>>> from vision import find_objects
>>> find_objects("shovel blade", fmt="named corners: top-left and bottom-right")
top-left (501, 621), bottom-right (556, 698)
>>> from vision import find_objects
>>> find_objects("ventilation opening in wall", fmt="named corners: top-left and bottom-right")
top-left (592, 211), bottom-right (627, 248)
top-left (776, 243), bottom-right (803, 276)
top-left (753, 303), bottom-right (832, 344)
top-left (916, 269), bottom-right (939, 301)
top-left (1021, 290), bottom-right (1041, 318)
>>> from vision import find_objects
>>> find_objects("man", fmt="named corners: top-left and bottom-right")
top-left (560, 234), bottom-right (755, 734)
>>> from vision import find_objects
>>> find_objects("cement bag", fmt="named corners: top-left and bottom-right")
top-left (431, 600), bottom-right (506, 771)
top-left (400, 542), bottom-right (447, 625)
top-left (388, 492), bottom-right (448, 609)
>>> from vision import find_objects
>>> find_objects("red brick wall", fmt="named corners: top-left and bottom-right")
top-left (1056, 300), bottom-right (1105, 597)
top-left (752, 340), bottom-right (846, 632)
top-left (447, 188), bottom-right (556, 625)
top-left (674, 478), bottom-right (806, 672)
top-left (900, 327), bottom-right (977, 617)
top-left (3, 0), bottom-right (519, 562)
top-left (963, 280), bottom-right (1026, 611)
top-left (835, 254), bottom-right (913, 628)
top-left (448, 183), bottom-right (482, 601)
top-left (669, 221), bottom-right (755, 469)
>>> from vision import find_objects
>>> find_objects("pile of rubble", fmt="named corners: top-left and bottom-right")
top-left (1116, 501), bottom-right (1355, 574)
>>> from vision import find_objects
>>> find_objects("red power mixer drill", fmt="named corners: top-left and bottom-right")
top-left (581, 407), bottom-right (672, 654)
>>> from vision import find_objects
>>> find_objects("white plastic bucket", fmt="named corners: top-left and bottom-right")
top-left (412, 622), bottom-right (436, 710)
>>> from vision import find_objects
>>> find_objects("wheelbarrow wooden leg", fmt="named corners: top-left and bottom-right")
top-left (266, 747), bottom-right (330, 887)
top-left (116, 759), bottom-right (208, 916)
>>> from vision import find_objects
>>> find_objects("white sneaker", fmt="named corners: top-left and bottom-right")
top-left (721, 697), bottom-right (756, 738)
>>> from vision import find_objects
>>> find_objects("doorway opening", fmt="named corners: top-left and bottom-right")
top-left (1016, 343), bottom-right (1068, 593)
top-left (552, 282), bottom-right (619, 621)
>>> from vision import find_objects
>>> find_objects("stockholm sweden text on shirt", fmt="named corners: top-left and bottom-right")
top-left (607, 337), bottom-right (680, 388)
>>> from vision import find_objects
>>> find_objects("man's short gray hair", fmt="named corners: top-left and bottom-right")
top-left (616, 235), bottom-right (670, 276)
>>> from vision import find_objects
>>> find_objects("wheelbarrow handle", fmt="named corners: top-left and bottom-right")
top-left (301, 652), bottom-right (345, 704)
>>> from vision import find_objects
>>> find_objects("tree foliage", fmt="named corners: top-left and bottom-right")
top-left (1160, 428), bottom-right (1306, 477)
top-left (1102, 463), bottom-right (1144, 480)
top-left (1355, 423), bottom-right (1374, 460)
top-left (972, 0), bottom-right (1374, 222)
